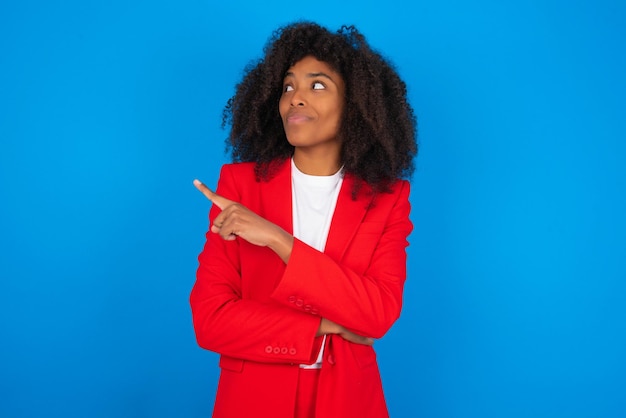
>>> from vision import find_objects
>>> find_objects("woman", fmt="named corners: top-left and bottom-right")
top-left (190, 21), bottom-right (417, 418)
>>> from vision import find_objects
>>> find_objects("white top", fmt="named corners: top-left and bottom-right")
top-left (291, 158), bottom-right (343, 368)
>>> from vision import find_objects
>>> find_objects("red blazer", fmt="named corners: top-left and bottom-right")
top-left (190, 159), bottom-right (412, 418)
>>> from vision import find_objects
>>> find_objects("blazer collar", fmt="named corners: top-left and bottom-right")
top-left (325, 174), bottom-right (373, 261)
top-left (261, 159), bottom-right (374, 261)
top-left (260, 158), bottom-right (293, 234)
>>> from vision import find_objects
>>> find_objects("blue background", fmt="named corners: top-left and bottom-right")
top-left (1, 1), bottom-right (625, 417)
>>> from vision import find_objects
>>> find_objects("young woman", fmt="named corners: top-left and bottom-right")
top-left (190, 21), bottom-right (418, 418)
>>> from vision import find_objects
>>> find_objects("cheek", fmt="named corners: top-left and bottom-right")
top-left (330, 108), bottom-right (343, 129)
top-left (330, 101), bottom-right (344, 127)
top-left (278, 99), bottom-right (288, 119)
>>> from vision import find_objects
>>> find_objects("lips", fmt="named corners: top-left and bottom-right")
top-left (286, 112), bottom-right (312, 124)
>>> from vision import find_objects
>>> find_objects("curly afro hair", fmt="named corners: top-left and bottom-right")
top-left (222, 21), bottom-right (418, 196)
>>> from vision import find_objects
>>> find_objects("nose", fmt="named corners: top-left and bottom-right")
top-left (290, 88), bottom-right (305, 107)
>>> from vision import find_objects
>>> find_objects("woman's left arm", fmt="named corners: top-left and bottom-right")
top-left (270, 181), bottom-right (413, 339)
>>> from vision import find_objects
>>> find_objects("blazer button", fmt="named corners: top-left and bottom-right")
top-left (310, 308), bottom-right (319, 315)
top-left (289, 348), bottom-right (297, 355)
top-left (327, 354), bottom-right (336, 365)
top-left (265, 345), bottom-right (273, 354)
top-left (295, 299), bottom-right (304, 307)
top-left (280, 347), bottom-right (288, 354)
top-left (273, 347), bottom-right (281, 354)
top-left (304, 304), bottom-right (311, 312)
top-left (288, 296), bottom-right (296, 303)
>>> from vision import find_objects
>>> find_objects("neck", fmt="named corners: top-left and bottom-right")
top-left (292, 148), bottom-right (342, 176)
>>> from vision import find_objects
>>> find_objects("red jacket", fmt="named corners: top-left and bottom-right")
top-left (190, 159), bottom-right (412, 418)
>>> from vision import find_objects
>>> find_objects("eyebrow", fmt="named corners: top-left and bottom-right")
top-left (284, 71), bottom-right (336, 83)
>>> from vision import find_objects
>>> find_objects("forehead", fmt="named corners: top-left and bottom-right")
top-left (284, 56), bottom-right (340, 77)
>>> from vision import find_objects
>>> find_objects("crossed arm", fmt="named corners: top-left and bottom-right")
top-left (193, 179), bottom-right (374, 347)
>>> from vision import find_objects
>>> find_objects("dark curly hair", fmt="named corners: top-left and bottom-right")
top-left (222, 21), bottom-right (418, 196)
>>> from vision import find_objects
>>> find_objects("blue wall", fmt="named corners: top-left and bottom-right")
top-left (1, 1), bottom-right (624, 417)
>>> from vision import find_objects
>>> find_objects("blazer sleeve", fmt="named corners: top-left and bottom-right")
top-left (190, 165), bottom-right (322, 365)
top-left (270, 181), bottom-right (412, 339)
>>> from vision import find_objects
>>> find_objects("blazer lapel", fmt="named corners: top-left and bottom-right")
top-left (324, 175), bottom-right (373, 261)
top-left (260, 158), bottom-right (293, 235)
top-left (259, 161), bottom-right (373, 261)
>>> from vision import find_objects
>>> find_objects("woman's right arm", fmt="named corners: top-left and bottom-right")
top-left (190, 166), bottom-right (324, 365)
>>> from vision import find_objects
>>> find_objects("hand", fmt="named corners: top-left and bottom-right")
top-left (317, 318), bottom-right (374, 346)
top-left (193, 179), bottom-right (294, 262)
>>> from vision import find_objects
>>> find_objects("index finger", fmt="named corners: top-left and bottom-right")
top-left (193, 179), bottom-right (234, 210)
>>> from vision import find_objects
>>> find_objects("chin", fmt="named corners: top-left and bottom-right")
top-left (285, 136), bottom-right (307, 147)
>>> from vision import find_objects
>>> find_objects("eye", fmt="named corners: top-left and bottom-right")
top-left (283, 84), bottom-right (294, 92)
top-left (312, 81), bottom-right (325, 90)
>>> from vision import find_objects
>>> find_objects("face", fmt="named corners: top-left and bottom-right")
top-left (279, 56), bottom-right (345, 155)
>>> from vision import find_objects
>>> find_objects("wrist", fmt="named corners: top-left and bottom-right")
top-left (317, 318), bottom-right (342, 336)
top-left (268, 227), bottom-right (294, 263)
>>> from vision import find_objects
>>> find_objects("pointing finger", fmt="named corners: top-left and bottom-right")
top-left (193, 179), bottom-right (234, 210)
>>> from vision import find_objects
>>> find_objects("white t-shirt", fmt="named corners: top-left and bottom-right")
top-left (291, 158), bottom-right (343, 368)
